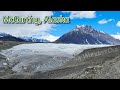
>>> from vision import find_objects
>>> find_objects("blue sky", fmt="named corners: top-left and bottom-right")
top-left (0, 11), bottom-right (120, 41)
top-left (49, 11), bottom-right (120, 37)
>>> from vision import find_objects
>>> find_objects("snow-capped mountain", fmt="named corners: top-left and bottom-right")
top-left (0, 32), bottom-right (50, 42)
top-left (0, 32), bottom-right (25, 42)
top-left (0, 32), bottom-right (11, 37)
top-left (55, 25), bottom-right (120, 45)
top-left (19, 36), bottom-right (50, 43)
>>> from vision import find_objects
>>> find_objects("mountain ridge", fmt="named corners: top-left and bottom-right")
top-left (19, 36), bottom-right (50, 43)
top-left (0, 33), bottom-right (25, 42)
top-left (55, 25), bottom-right (120, 45)
top-left (0, 32), bottom-right (50, 43)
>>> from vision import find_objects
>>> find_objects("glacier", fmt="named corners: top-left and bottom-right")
top-left (0, 43), bottom-right (111, 73)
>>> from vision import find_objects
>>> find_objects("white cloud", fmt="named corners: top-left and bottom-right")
top-left (108, 19), bottom-right (114, 22)
top-left (98, 19), bottom-right (114, 24)
top-left (40, 34), bottom-right (59, 42)
top-left (62, 11), bottom-right (96, 19)
top-left (98, 19), bottom-right (107, 24)
top-left (111, 32), bottom-right (120, 40)
top-left (117, 32), bottom-right (120, 34)
top-left (24, 31), bottom-right (59, 42)
top-left (0, 11), bottom-right (58, 41)
top-left (111, 35), bottom-right (120, 40)
top-left (116, 21), bottom-right (120, 27)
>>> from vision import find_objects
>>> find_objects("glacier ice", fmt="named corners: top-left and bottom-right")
top-left (0, 43), bottom-right (111, 73)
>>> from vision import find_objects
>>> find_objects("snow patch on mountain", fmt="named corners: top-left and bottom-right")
top-left (86, 39), bottom-right (89, 44)
top-left (19, 36), bottom-right (50, 42)
top-left (97, 39), bottom-right (102, 44)
top-left (100, 31), bottom-right (105, 34)
top-left (0, 32), bottom-right (11, 37)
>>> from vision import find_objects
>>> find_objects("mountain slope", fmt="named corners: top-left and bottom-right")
top-left (19, 36), bottom-right (50, 43)
top-left (55, 25), bottom-right (120, 45)
top-left (0, 32), bottom-right (50, 43)
top-left (0, 33), bottom-right (25, 42)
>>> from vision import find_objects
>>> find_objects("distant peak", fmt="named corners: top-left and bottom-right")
top-left (75, 24), bottom-right (91, 28)
top-left (0, 32), bottom-right (11, 36)
top-left (81, 24), bottom-right (88, 27)
top-left (74, 24), bottom-right (94, 32)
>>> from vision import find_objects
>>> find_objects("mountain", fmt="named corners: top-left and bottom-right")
top-left (0, 32), bottom-right (50, 43)
top-left (0, 33), bottom-right (25, 42)
top-left (55, 25), bottom-right (120, 45)
top-left (19, 36), bottom-right (50, 43)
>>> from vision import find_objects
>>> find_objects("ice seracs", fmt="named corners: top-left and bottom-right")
top-left (0, 43), bottom-right (109, 73)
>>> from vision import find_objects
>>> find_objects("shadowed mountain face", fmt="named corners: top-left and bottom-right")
top-left (0, 33), bottom-right (25, 42)
top-left (55, 25), bottom-right (120, 45)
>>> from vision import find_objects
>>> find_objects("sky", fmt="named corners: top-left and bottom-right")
top-left (0, 11), bottom-right (120, 41)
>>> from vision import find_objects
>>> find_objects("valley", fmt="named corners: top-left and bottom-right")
top-left (0, 24), bottom-right (120, 79)
top-left (0, 43), bottom-right (110, 78)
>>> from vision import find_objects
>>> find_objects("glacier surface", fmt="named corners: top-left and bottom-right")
top-left (0, 43), bottom-right (111, 73)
